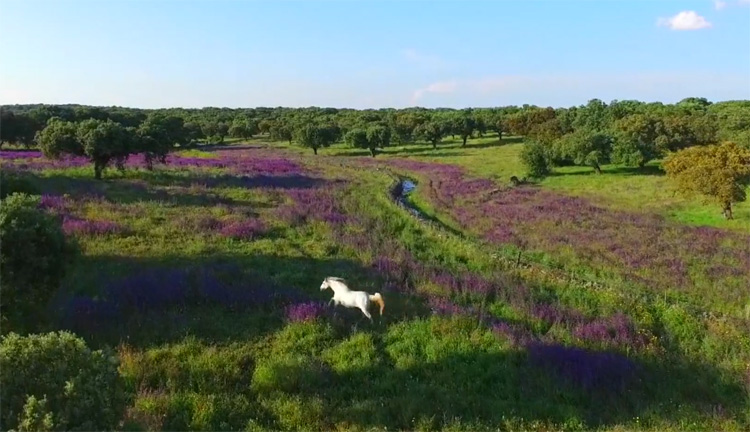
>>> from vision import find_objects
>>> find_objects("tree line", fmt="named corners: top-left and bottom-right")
top-left (1, 98), bottom-right (748, 183)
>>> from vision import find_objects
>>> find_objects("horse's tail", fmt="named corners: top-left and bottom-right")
top-left (369, 293), bottom-right (385, 315)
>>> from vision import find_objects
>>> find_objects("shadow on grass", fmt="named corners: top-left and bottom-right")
top-left (140, 171), bottom-right (341, 191)
top-left (549, 164), bottom-right (665, 178)
top-left (16, 170), bottom-right (341, 211)
top-left (48, 252), bottom-right (426, 350)
top-left (382, 137), bottom-right (520, 157)
top-left (467, 135), bottom-right (524, 148)
top-left (279, 348), bottom-right (746, 430)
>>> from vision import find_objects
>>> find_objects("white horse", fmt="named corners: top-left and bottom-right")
top-left (320, 277), bottom-right (385, 321)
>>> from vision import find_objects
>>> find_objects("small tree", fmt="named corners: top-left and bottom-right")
top-left (36, 117), bottom-right (80, 159)
top-left (0, 331), bottom-right (126, 431)
top-left (0, 194), bottom-right (74, 332)
top-left (520, 141), bottom-right (552, 179)
top-left (366, 124), bottom-right (391, 156)
top-left (135, 113), bottom-right (184, 169)
top-left (269, 122), bottom-right (294, 144)
top-left (0, 111), bottom-right (37, 148)
top-left (454, 112), bottom-right (476, 147)
top-left (38, 118), bottom-right (134, 179)
top-left (294, 124), bottom-right (335, 155)
top-left (258, 119), bottom-right (274, 135)
top-left (663, 141), bottom-right (750, 219)
top-left (345, 128), bottom-right (371, 155)
top-left (415, 120), bottom-right (447, 149)
top-left (228, 117), bottom-right (259, 140)
top-left (201, 121), bottom-right (229, 144)
top-left (555, 129), bottom-right (613, 174)
top-left (610, 114), bottom-right (660, 167)
top-left (76, 119), bottom-right (133, 179)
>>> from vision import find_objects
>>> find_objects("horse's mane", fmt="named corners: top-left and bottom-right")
top-left (326, 276), bottom-right (347, 284)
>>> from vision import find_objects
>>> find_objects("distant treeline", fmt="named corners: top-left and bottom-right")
top-left (1, 98), bottom-right (748, 161)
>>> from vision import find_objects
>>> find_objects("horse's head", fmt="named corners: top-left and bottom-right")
top-left (320, 278), bottom-right (331, 291)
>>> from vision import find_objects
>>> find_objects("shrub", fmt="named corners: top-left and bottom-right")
top-left (322, 332), bottom-right (380, 373)
top-left (0, 193), bottom-right (74, 332)
top-left (0, 170), bottom-right (39, 200)
top-left (0, 331), bottom-right (126, 431)
top-left (520, 140), bottom-right (552, 179)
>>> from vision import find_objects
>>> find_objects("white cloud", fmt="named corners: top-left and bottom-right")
top-left (412, 81), bottom-right (458, 103)
top-left (657, 11), bottom-right (712, 30)
top-left (714, 0), bottom-right (749, 10)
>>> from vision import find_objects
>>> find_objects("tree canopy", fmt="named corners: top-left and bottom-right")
top-left (663, 141), bottom-right (750, 219)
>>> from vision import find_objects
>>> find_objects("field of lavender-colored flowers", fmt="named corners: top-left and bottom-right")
top-left (361, 157), bottom-right (750, 313)
top-left (2, 145), bottom-right (749, 431)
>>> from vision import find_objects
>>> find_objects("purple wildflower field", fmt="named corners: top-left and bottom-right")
top-left (62, 216), bottom-right (125, 236)
top-left (284, 301), bottom-right (328, 323)
top-left (0, 148), bottom-right (306, 176)
top-left (360, 158), bottom-right (750, 305)
top-left (60, 264), bottom-right (313, 335)
top-left (17, 143), bottom-right (744, 422)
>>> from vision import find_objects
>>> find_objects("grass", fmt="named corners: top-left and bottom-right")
top-left (2, 140), bottom-right (749, 431)
top-left (317, 134), bottom-right (750, 232)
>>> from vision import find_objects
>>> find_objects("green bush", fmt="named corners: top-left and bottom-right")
top-left (520, 140), bottom-right (552, 179)
top-left (0, 193), bottom-right (74, 332)
top-left (119, 339), bottom-right (255, 394)
top-left (0, 331), bottom-right (126, 431)
top-left (322, 332), bottom-right (380, 373)
top-left (0, 171), bottom-right (39, 200)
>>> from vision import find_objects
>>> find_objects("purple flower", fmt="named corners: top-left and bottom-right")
top-left (427, 297), bottom-right (475, 316)
top-left (531, 304), bottom-right (586, 326)
top-left (528, 343), bottom-right (639, 392)
top-left (106, 268), bottom-right (190, 313)
top-left (572, 313), bottom-right (648, 349)
top-left (195, 265), bottom-right (294, 310)
top-left (285, 301), bottom-right (327, 323)
top-left (0, 150), bottom-right (43, 159)
top-left (62, 216), bottom-right (124, 236)
top-left (490, 319), bottom-right (535, 346)
top-left (218, 219), bottom-right (267, 240)
top-left (38, 194), bottom-right (68, 212)
top-left (358, 157), bottom-right (750, 299)
top-left (275, 188), bottom-right (348, 226)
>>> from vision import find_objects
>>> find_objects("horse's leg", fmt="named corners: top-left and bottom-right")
top-left (360, 306), bottom-right (373, 323)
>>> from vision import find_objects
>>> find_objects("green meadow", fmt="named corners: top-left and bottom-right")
top-left (2, 131), bottom-right (748, 431)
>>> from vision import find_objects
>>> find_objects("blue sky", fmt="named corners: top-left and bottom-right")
top-left (1, 0), bottom-right (748, 109)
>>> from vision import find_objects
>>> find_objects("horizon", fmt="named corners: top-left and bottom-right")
top-left (1, 0), bottom-right (749, 109)
top-left (1, 96), bottom-right (749, 112)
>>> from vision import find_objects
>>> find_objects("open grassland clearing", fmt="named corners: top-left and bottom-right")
top-left (2, 141), bottom-right (749, 431)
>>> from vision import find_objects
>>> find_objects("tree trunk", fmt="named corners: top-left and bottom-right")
top-left (498, 131), bottom-right (502, 141)
top-left (94, 163), bottom-right (103, 180)
top-left (313, 147), bottom-right (318, 155)
top-left (594, 164), bottom-right (602, 175)
top-left (462, 136), bottom-right (468, 147)
top-left (432, 141), bottom-right (437, 150)
top-left (723, 202), bottom-right (733, 220)
top-left (369, 147), bottom-right (377, 157)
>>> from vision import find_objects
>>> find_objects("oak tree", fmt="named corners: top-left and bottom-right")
top-left (663, 141), bottom-right (750, 219)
